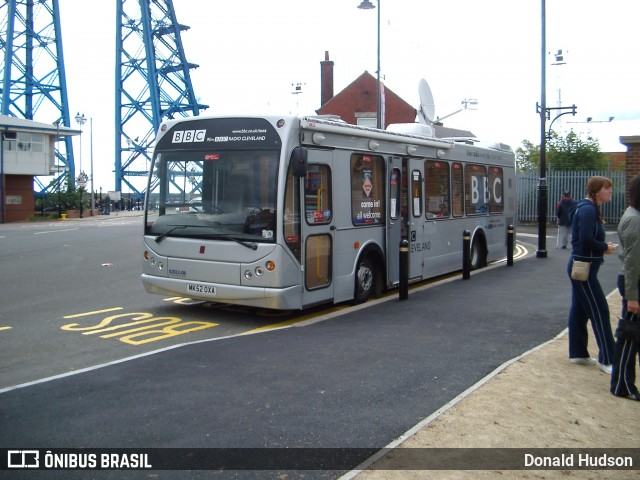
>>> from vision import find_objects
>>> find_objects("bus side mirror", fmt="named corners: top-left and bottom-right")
top-left (291, 146), bottom-right (307, 177)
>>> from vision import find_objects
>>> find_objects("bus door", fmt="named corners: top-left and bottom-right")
top-left (386, 156), bottom-right (402, 286)
top-left (407, 158), bottom-right (427, 279)
top-left (423, 159), bottom-right (454, 276)
top-left (301, 159), bottom-right (334, 307)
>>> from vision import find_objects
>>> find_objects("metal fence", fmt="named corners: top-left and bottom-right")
top-left (517, 170), bottom-right (626, 224)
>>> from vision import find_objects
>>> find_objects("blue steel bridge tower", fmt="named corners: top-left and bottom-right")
top-left (0, 0), bottom-right (75, 193)
top-left (117, 0), bottom-right (207, 197)
top-left (1, 0), bottom-right (206, 196)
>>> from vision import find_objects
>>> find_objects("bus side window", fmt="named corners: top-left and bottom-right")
top-left (390, 168), bottom-right (400, 219)
top-left (305, 164), bottom-right (332, 224)
top-left (452, 163), bottom-right (464, 217)
top-left (284, 163), bottom-right (301, 262)
top-left (464, 164), bottom-right (488, 215)
top-left (489, 166), bottom-right (504, 214)
top-left (425, 160), bottom-right (450, 218)
top-left (411, 170), bottom-right (422, 218)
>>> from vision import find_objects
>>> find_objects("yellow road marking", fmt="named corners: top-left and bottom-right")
top-left (0, 326), bottom-right (12, 331)
top-left (243, 305), bottom-right (351, 334)
top-left (243, 318), bottom-right (305, 334)
top-left (63, 307), bottom-right (124, 319)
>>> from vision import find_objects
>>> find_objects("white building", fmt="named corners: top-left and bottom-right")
top-left (1, 115), bottom-right (78, 222)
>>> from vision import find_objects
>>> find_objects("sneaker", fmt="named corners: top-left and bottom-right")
top-left (598, 363), bottom-right (613, 374)
top-left (570, 357), bottom-right (596, 366)
top-left (612, 391), bottom-right (640, 401)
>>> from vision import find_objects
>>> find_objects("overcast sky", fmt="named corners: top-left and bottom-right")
top-left (56, 0), bottom-right (640, 193)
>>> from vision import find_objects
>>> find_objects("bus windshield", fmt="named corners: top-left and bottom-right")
top-left (146, 150), bottom-right (279, 243)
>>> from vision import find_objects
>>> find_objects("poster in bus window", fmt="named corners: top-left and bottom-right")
top-left (351, 155), bottom-right (384, 225)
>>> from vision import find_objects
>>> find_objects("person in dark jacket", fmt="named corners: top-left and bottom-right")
top-left (567, 176), bottom-right (617, 374)
top-left (611, 173), bottom-right (640, 401)
top-left (556, 190), bottom-right (576, 249)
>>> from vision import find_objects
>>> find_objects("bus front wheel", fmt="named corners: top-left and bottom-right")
top-left (354, 255), bottom-right (377, 304)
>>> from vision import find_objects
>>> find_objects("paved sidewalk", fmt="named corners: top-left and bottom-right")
top-left (350, 290), bottom-right (639, 480)
top-left (59, 210), bottom-right (144, 221)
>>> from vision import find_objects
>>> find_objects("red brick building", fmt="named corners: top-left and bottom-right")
top-left (620, 136), bottom-right (640, 204)
top-left (315, 52), bottom-right (416, 129)
top-left (314, 52), bottom-right (475, 140)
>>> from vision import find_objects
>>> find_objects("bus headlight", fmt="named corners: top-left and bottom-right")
top-left (144, 251), bottom-right (165, 272)
top-left (255, 266), bottom-right (264, 277)
top-left (244, 270), bottom-right (253, 280)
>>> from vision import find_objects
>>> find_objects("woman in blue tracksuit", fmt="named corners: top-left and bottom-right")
top-left (567, 176), bottom-right (617, 373)
top-left (611, 173), bottom-right (640, 401)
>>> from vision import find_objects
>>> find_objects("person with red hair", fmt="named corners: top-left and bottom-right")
top-left (567, 176), bottom-right (617, 374)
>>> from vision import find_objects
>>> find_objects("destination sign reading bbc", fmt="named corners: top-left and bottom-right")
top-left (2, 448), bottom-right (638, 471)
top-left (171, 128), bottom-right (269, 144)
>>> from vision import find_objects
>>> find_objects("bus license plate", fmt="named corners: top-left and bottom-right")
top-left (187, 284), bottom-right (216, 295)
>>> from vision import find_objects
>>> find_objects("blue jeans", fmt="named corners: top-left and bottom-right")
top-left (567, 258), bottom-right (615, 364)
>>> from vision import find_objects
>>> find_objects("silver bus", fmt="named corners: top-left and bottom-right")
top-left (142, 115), bottom-right (516, 310)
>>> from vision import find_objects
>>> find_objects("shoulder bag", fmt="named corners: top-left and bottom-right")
top-left (571, 260), bottom-right (590, 281)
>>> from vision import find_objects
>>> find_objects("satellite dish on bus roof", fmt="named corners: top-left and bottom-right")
top-left (418, 78), bottom-right (436, 125)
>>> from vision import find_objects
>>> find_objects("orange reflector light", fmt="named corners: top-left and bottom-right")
top-left (266, 261), bottom-right (276, 271)
top-left (144, 251), bottom-right (151, 261)
top-left (354, 241), bottom-right (360, 249)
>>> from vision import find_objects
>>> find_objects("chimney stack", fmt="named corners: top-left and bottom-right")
top-left (320, 51), bottom-right (334, 107)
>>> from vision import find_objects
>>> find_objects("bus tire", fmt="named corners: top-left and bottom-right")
top-left (353, 255), bottom-right (378, 304)
top-left (470, 237), bottom-right (487, 270)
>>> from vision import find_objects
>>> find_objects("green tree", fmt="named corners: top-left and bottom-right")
top-left (39, 173), bottom-right (88, 211)
top-left (515, 139), bottom-right (539, 172)
top-left (515, 130), bottom-right (607, 172)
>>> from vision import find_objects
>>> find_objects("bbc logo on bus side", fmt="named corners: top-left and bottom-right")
top-left (8, 450), bottom-right (40, 468)
top-left (172, 130), bottom-right (206, 143)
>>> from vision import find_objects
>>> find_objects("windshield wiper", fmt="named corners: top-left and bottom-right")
top-left (230, 237), bottom-right (258, 250)
top-left (215, 235), bottom-right (258, 250)
top-left (155, 225), bottom-right (187, 243)
top-left (155, 227), bottom-right (258, 250)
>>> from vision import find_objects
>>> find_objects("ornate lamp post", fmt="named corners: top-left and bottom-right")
top-left (74, 112), bottom-right (86, 174)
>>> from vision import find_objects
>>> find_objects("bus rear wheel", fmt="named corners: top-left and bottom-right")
top-left (354, 255), bottom-right (377, 304)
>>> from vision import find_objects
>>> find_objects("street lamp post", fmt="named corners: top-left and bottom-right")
top-left (358, 0), bottom-right (381, 129)
top-left (539, 104), bottom-right (578, 139)
top-left (537, 0), bottom-right (548, 259)
top-left (74, 112), bottom-right (87, 175)
top-left (75, 112), bottom-right (87, 218)
top-left (90, 118), bottom-right (94, 215)
top-left (537, 1), bottom-right (579, 258)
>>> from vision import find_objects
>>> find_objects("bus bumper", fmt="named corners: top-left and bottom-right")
top-left (141, 274), bottom-right (302, 310)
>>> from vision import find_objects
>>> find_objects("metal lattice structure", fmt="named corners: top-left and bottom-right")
top-left (0, 0), bottom-right (75, 192)
top-left (116, 0), bottom-right (207, 197)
